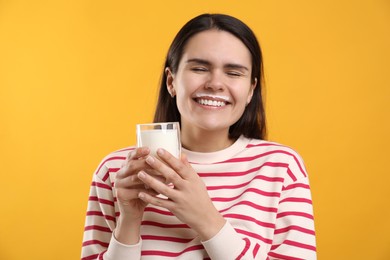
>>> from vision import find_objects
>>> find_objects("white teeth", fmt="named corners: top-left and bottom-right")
top-left (197, 99), bottom-right (226, 107)
top-left (194, 93), bottom-right (231, 103)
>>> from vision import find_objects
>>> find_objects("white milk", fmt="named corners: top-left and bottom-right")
top-left (138, 129), bottom-right (180, 158)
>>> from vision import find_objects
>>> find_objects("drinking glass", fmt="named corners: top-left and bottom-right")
top-left (136, 122), bottom-right (181, 158)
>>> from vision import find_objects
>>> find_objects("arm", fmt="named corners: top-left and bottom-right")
top-left (268, 177), bottom-right (316, 260)
top-left (81, 166), bottom-right (143, 260)
top-left (201, 176), bottom-right (316, 260)
top-left (81, 148), bottom-right (156, 260)
top-left (81, 168), bottom-right (120, 259)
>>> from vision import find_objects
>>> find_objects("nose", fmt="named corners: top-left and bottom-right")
top-left (204, 70), bottom-right (224, 91)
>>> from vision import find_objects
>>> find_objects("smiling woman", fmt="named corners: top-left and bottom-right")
top-left (166, 29), bottom-right (256, 150)
top-left (81, 13), bottom-right (316, 260)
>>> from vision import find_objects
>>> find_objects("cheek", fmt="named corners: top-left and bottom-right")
top-left (232, 86), bottom-right (252, 105)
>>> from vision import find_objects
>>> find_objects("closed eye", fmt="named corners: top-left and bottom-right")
top-left (191, 67), bottom-right (208, 72)
top-left (226, 71), bottom-right (243, 77)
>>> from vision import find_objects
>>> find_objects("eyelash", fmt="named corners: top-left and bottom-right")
top-left (191, 67), bottom-right (208, 72)
top-left (226, 71), bottom-right (242, 77)
top-left (191, 67), bottom-right (242, 77)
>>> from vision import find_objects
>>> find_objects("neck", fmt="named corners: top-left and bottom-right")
top-left (180, 125), bottom-right (234, 153)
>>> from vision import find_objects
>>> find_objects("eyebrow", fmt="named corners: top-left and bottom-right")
top-left (186, 58), bottom-right (249, 71)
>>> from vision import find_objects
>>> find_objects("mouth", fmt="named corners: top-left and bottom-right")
top-left (193, 94), bottom-right (231, 108)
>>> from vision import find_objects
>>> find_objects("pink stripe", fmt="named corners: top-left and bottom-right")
top-left (224, 213), bottom-right (275, 228)
top-left (82, 239), bottom-right (109, 248)
top-left (268, 252), bottom-right (304, 260)
top-left (102, 167), bottom-right (121, 182)
top-left (94, 148), bottom-right (133, 181)
top-left (235, 228), bottom-right (272, 244)
top-left (284, 240), bottom-right (316, 251)
top-left (219, 200), bottom-right (277, 214)
top-left (142, 235), bottom-right (193, 243)
top-left (141, 220), bottom-right (189, 229)
top-left (84, 225), bottom-right (111, 233)
top-left (283, 183), bottom-right (310, 191)
top-left (272, 240), bottom-right (316, 252)
top-left (86, 211), bottom-right (116, 222)
top-left (207, 174), bottom-right (284, 191)
top-left (287, 168), bottom-right (297, 181)
top-left (95, 156), bottom-right (125, 175)
top-left (236, 237), bottom-right (251, 260)
top-left (142, 244), bottom-right (204, 257)
top-left (277, 211), bottom-right (314, 220)
top-left (92, 181), bottom-right (111, 190)
top-left (212, 187), bottom-right (280, 202)
top-left (222, 150), bottom-right (306, 177)
top-left (253, 243), bottom-right (260, 258)
top-left (199, 161), bottom-right (288, 178)
top-left (89, 196), bottom-right (114, 207)
top-left (279, 197), bottom-right (312, 205)
top-left (145, 207), bottom-right (174, 216)
top-left (82, 253), bottom-right (101, 260)
top-left (274, 225), bottom-right (315, 236)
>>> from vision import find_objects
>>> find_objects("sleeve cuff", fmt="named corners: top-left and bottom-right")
top-left (201, 221), bottom-right (245, 259)
top-left (104, 233), bottom-right (142, 260)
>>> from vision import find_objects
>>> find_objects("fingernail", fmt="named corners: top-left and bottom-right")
top-left (138, 171), bottom-right (146, 179)
top-left (146, 156), bottom-right (155, 164)
top-left (157, 148), bottom-right (164, 156)
top-left (138, 192), bottom-right (145, 199)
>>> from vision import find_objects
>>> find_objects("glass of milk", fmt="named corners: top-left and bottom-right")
top-left (136, 122), bottom-right (181, 158)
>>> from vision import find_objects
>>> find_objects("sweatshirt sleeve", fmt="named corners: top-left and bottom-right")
top-left (81, 154), bottom-right (142, 260)
top-left (201, 177), bottom-right (316, 260)
top-left (202, 149), bottom-right (316, 260)
top-left (201, 221), bottom-right (249, 259)
top-left (268, 176), bottom-right (317, 259)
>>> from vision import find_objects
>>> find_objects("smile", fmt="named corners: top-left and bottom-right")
top-left (193, 93), bottom-right (231, 108)
top-left (196, 98), bottom-right (227, 107)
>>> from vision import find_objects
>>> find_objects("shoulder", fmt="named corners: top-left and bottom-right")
top-left (246, 139), bottom-right (303, 159)
top-left (245, 138), bottom-right (308, 182)
top-left (93, 146), bottom-right (136, 181)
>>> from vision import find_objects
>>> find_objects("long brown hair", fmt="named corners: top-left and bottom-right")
top-left (154, 13), bottom-right (267, 140)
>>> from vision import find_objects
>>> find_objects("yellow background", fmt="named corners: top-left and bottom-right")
top-left (0, 0), bottom-right (389, 259)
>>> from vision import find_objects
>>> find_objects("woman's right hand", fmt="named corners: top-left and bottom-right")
top-left (113, 147), bottom-right (160, 244)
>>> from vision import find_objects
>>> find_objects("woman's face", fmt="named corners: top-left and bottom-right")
top-left (167, 29), bottom-right (256, 136)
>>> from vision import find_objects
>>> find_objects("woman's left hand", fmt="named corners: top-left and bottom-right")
top-left (137, 148), bottom-right (226, 241)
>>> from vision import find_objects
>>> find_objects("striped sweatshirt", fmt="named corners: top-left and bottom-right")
top-left (81, 136), bottom-right (316, 259)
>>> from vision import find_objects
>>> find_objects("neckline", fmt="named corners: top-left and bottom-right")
top-left (182, 135), bottom-right (250, 164)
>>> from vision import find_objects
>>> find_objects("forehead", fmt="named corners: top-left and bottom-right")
top-left (181, 29), bottom-right (252, 66)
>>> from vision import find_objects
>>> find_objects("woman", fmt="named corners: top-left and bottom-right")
top-left (81, 13), bottom-right (316, 260)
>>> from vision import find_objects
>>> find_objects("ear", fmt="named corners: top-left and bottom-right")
top-left (247, 77), bottom-right (257, 105)
top-left (165, 67), bottom-right (176, 97)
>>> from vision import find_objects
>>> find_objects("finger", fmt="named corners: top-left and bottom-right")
top-left (137, 171), bottom-right (177, 199)
top-left (145, 155), bottom-right (183, 187)
top-left (138, 190), bottom-right (174, 210)
top-left (156, 149), bottom-right (191, 180)
top-left (117, 151), bottom-right (153, 180)
top-left (116, 186), bottom-right (158, 204)
top-left (130, 147), bottom-right (150, 160)
top-left (115, 174), bottom-right (145, 189)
